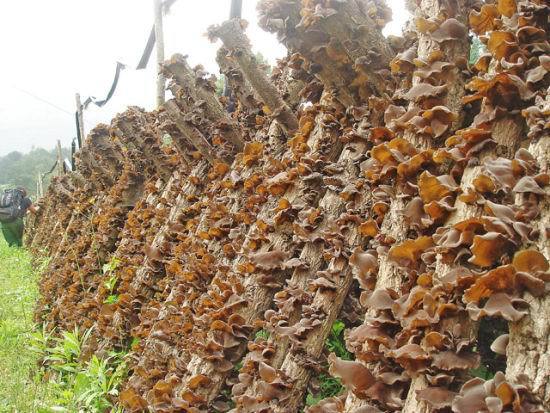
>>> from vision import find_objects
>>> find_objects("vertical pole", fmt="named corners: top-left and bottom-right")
top-left (229, 0), bottom-right (242, 19)
top-left (71, 139), bottom-right (77, 171)
top-left (75, 93), bottom-right (85, 146)
top-left (56, 140), bottom-right (64, 176)
top-left (38, 173), bottom-right (44, 198)
top-left (154, 0), bottom-right (166, 107)
top-left (223, 0), bottom-right (243, 98)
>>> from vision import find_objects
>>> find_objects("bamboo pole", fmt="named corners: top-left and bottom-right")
top-left (56, 140), bottom-right (64, 176)
top-left (75, 93), bottom-right (85, 146)
top-left (37, 172), bottom-right (44, 197)
top-left (223, 0), bottom-right (243, 97)
top-left (154, 0), bottom-right (165, 107)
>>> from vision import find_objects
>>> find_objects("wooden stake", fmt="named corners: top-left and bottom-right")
top-left (37, 172), bottom-right (44, 198)
top-left (229, 0), bottom-right (242, 19)
top-left (75, 93), bottom-right (85, 146)
top-left (223, 0), bottom-right (243, 97)
top-left (56, 140), bottom-right (64, 176)
top-left (154, 0), bottom-right (166, 107)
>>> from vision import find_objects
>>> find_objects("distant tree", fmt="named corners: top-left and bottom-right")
top-left (0, 147), bottom-right (70, 198)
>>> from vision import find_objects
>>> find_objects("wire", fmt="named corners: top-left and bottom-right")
top-left (9, 85), bottom-right (73, 116)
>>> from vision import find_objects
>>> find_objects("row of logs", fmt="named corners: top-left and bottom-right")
top-left (30, 0), bottom-right (549, 412)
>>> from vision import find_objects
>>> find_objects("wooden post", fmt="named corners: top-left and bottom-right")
top-left (37, 172), bottom-right (44, 198)
top-left (71, 138), bottom-right (77, 171)
top-left (229, 0), bottom-right (242, 19)
top-left (223, 0), bottom-right (243, 97)
top-left (56, 140), bottom-right (64, 176)
top-left (154, 0), bottom-right (166, 107)
top-left (75, 93), bottom-right (85, 146)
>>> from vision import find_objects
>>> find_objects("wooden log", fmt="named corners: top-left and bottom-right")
top-left (208, 19), bottom-right (299, 133)
top-left (164, 54), bottom-right (245, 151)
top-left (217, 47), bottom-right (262, 111)
top-left (169, 102), bottom-right (344, 408)
top-left (239, 140), bottom-right (371, 411)
top-left (506, 103), bottom-right (550, 408)
top-left (344, 0), bottom-right (471, 411)
top-left (164, 100), bottom-right (220, 165)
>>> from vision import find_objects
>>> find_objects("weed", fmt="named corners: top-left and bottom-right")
top-left (102, 257), bottom-right (121, 275)
top-left (325, 320), bottom-right (353, 361)
top-left (31, 326), bottom-right (129, 412)
top-left (104, 294), bottom-right (119, 305)
top-left (305, 373), bottom-right (343, 406)
top-left (304, 320), bottom-right (351, 407)
top-left (255, 329), bottom-right (270, 341)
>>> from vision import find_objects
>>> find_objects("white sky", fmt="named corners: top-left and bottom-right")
top-left (0, 0), bottom-right (410, 156)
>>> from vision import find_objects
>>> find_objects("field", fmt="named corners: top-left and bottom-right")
top-left (0, 240), bottom-right (52, 412)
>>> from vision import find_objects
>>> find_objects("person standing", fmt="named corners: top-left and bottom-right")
top-left (0, 187), bottom-right (38, 247)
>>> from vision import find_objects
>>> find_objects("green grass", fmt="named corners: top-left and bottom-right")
top-left (0, 239), bottom-right (53, 412)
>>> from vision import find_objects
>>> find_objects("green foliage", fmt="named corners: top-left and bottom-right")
top-left (255, 329), bottom-right (270, 341)
top-left (305, 320), bottom-right (351, 407)
top-left (104, 294), bottom-right (119, 305)
top-left (0, 239), bottom-right (55, 412)
top-left (30, 326), bottom-right (129, 413)
top-left (305, 374), bottom-right (343, 407)
top-left (102, 257), bottom-right (120, 275)
top-left (325, 320), bottom-right (352, 361)
top-left (0, 147), bottom-right (70, 198)
top-left (103, 257), bottom-right (120, 303)
top-left (470, 317), bottom-right (507, 380)
top-left (0, 242), bottom-right (128, 412)
top-left (470, 364), bottom-right (495, 380)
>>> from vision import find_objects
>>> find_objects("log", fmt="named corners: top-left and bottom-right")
top-left (164, 100), bottom-right (220, 165)
top-left (164, 54), bottom-right (245, 151)
top-left (208, 19), bottom-right (299, 133)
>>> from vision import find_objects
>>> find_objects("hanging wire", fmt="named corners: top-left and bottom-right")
top-left (9, 85), bottom-right (73, 116)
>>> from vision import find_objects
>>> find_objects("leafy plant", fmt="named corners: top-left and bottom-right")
top-left (305, 320), bottom-right (351, 407)
top-left (305, 374), bottom-right (343, 406)
top-left (0, 240), bottom-right (56, 411)
top-left (104, 275), bottom-right (118, 293)
top-left (325, 320), bottom-right (352, 361)
top-left (30, 326), bottom-right (129, 412)
top-left (102, 257), bottom-right (120, 275)
top-left (104, 294), bottom-right (119, 305)
top-left (255, 329), bottom-right (270, 340)
top-left (102, 257), bottom-right (120, 304)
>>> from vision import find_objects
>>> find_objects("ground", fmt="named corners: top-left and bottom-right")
top-left (0, 239), bottom-right (51, 412)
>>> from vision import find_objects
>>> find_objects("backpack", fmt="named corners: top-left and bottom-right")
top-left (0, 189), bottom-right (26, 223)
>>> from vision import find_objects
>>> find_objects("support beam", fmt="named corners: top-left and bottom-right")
top-left (37, 172), bottom-right (44, 198)
top-left (154, 0), bottom-right (166, 107)
top-left (229, 0), bottom-right (242, 19)
top-left (56, 140), bottom-right (64, 176)
top-left (75, 93), bottom-right (85, 146)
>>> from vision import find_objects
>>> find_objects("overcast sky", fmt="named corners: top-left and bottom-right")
top-left (0, 0), bottom-right (409, 157)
